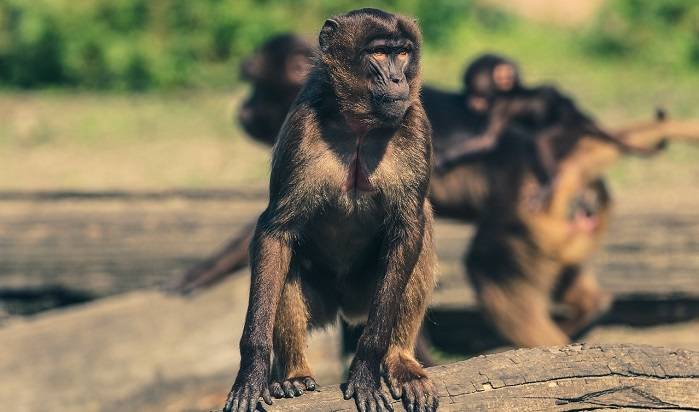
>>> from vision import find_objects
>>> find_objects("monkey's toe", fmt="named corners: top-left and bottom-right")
top-left (270, 376), bottom-right (316, 399)
top-left (344, 382), bottom-right (393, 412)
top-left (383, 356), bottom-right (438, 412)
top-left (398, 378), bottom-right (438, 412)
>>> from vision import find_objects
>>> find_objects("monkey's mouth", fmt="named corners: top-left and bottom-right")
top-left (570, 209), bottom-right (599, 233)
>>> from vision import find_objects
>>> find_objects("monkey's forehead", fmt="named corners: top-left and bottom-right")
top-left (363, 37), bottom-right (414, 50)
top-left (331, 11), bottom-right (421, 44)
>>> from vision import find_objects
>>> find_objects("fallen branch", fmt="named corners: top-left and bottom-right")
top-left (263, 344), bottom-right (699, 411)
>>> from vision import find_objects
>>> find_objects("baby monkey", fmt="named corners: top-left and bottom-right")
top-left (436, 54), bottom-right (665, 185)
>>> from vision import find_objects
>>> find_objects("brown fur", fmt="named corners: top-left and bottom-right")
top-left (223, 9), bottom-right (437, 412)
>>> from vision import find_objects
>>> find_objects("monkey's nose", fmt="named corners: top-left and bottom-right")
top-left (390, 77), bottom-right (401, 84)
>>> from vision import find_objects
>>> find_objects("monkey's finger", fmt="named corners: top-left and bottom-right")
top-left (292, 380), bottom-right (305, 395)
top-left (343, 383), bottom-right (355, 400)
top-left (262, 386), bottom-right (273, 405)
top-left (221, 397), bottom-right (232, 412)
top-left (303, 377), bottom-right (317, 391)
top-left (270, 382), bottom-right (284, 398)
top-left (232, 398), bottom-right (247, 412)
top-left (246, 398), bottom-right (256, 412)
top-left (242, 387), bottom-right (254, 412)
top-left (356, 396), bottom-right (368, 412)
top-left (367, 397), bottom-right (377, 412)
top-left (226, 398), bottom-right (236, 412)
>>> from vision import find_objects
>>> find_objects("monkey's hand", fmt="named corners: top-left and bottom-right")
top-left (343, 358), bottom-right (394, 412)
top-left (384, 354), bottom-right (439, 412)
top-left (223, 358), bottom-right (273, 412)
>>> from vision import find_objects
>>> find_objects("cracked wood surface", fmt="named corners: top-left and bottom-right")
top-left (265, 344), bottom-right (699, 411)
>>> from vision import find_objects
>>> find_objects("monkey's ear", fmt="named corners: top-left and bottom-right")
top-left (319, 19), bottom-right (339, 53)
top-left (240, 55), bottom-right (261, 81)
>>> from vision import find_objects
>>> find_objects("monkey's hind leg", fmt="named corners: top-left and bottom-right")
top-left (555, 267), bottom-right (612, 338)
top-left (383, 228), bottom-right (439, 412)
top-left (270, 275), bottom-right (318, 399)
top-left (477, 278), bottom-right (570, 348)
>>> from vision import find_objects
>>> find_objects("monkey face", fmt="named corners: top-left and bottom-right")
top-left (463, 53), bottom-right (521, 112)
top-left (492, 63), bottom-right (517, 93)
top-left (567, 188), bottom-right (603, 233)
top-left (318, 8), bottom-right (422, 129)
top-left (240, 34), bottom-right (313, 87)
top-left (362, 38), bottom-right (414, 125)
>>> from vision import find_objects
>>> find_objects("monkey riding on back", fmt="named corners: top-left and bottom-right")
top-left (435, 53), bottom-right (666, 187)
top-left (223, 9), bottom-right (439, 412)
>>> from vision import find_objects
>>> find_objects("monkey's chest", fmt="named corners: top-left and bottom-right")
top-left (302, 209), bottom-right (384, 277)
top-left (316, 132), bottom-right (394, 198)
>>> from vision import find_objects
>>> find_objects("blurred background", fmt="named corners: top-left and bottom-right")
top-left (0, 1), bottom-right (697, 411)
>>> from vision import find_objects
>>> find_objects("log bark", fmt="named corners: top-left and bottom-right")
top-left (264, 344), bottom-right (699, 411)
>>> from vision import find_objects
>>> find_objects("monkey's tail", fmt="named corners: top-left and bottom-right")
top-left (545, 113), bottom-right (699, 219)
top-left (163, 220), bottom-right (256, 296)
top-left (572, 114), bottom-right (699, 181)
top-left (615, 108), bottom-right (699, 148)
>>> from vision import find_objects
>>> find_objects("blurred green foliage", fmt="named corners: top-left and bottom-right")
top-left (0, 0), bottom-right (698, 90)
top-left (582, 0), bottom-right (699, 63)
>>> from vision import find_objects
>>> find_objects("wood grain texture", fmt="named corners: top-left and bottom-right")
top-left (265, 344), bottom-right (699, 411)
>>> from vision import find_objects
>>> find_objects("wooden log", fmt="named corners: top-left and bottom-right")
top-left (265, 344), bottom-right (699, 411)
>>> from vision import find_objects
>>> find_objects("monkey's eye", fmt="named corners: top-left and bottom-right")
top-left (397, 50), bottom-right (409, 59)
top-left (372, 50), bottom-right (387, 60)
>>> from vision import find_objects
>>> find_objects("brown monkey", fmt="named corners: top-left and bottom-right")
top-left (170, 35), bottom-right (312, 294)
top-left (435, 54), bottom-right (666, 183)
top-left (238, 34), bottom-right (313, 145)
top-left (464, 131), bottom-right (613, 347)
top-left (465, 110), bottom-right (699, 348)
top-left (223, 9), bottom-right (438, 412)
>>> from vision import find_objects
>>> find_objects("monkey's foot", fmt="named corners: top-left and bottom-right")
top-left (222, 369), bottom-right (272, 412)
top-left (384, 354), bottom-right (439, 412)
top-left (343, 359), bottom-right (394, 412)
top-left (270, 376), bottom-right (317, 398)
